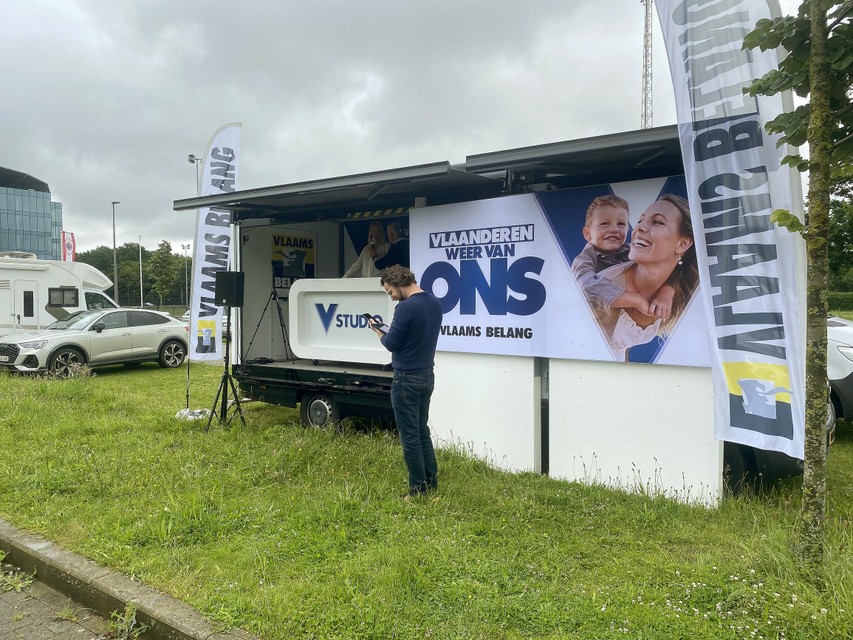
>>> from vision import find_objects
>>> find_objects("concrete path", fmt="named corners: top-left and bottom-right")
top-left (0, 573), bottom-right (109, 639)
top-left (0, 518), bottom-right (258, 640)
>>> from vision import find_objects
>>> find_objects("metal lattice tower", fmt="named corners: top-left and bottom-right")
top-left (641, 0), bottom-right (653, 129)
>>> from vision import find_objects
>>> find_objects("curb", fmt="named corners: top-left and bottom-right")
top-left (0, 518), bottom-right (260, 640)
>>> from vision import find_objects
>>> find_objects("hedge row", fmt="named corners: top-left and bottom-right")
top-left (829, 291), bottom-right (853, 311)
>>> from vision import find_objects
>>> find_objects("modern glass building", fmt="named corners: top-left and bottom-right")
top-left (0, 166), bottom-right (63, 260)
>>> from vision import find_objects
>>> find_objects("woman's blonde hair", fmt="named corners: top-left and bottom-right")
top-left (368, 221), bottom-right (386, 244)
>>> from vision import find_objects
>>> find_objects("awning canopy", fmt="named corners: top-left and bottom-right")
top-left (173, 125), bottom-right (682, 224)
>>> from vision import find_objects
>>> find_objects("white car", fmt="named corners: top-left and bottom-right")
top-left (0, 308), bottom-right (189, 376)
top-left (828, 315), bottom-right (853, 421)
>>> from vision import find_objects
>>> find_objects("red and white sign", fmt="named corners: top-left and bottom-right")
top-left (61, 231), bottom-right (76, 262)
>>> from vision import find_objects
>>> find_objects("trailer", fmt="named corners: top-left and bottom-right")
top-left (0, 254), bottom-right (118, 337)
top-left (174, 125), bottom-right (818, 505)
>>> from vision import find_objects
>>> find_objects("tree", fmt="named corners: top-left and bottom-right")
top-left (828, 177), bottom-right (853, 291)
top-left (75, 245), bottom-right (114, 279)
top-left (78, 242), bottom-right (197, 306)
top-left (745, 0), bottom-right (853, 571)
top-left (148, 241), bottom-right (178, 307)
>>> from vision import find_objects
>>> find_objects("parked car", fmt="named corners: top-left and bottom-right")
top-left (181, 309), bottom-right (191, 322)
top-left (828, 315), bottom-right (853, 421)
top-left (0, 308), bottom-right (189, 376)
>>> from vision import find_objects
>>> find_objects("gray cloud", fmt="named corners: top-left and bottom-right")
top-left (1, 0), bottom-right (799, 253)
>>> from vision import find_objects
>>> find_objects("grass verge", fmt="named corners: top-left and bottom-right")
top-left (0, 363), bottom-right (851, 639)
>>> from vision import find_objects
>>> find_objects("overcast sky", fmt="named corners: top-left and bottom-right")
top-left (2, 0), bottom-right (801, 253)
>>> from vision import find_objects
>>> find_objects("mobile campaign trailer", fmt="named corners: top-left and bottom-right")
top-left (0, 254), bottom-right (118, 337)
top-left (173, 125), bottom-right (802, 505)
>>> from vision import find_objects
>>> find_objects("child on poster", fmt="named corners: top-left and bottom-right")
top-left (572, 195), bottom-right (674, 320)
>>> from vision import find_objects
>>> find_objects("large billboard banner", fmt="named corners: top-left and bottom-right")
top-left (410, 176), bottom-right (711, 368)
top-left (656, 0), bottom-right (806, 459)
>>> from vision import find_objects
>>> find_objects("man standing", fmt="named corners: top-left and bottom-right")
top-left (373, 221), bottom-right (410, 269)
top-left (369, 265), bottom-right (442, 497)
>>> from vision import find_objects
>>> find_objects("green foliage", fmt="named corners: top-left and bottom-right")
top-left (106, 603), bottom-right (148, 640)
top-left (148, 241), bottom-right (178, 307)
top-left (78, 242), bottom-right (192, 308)
top-left (828, 291), bottom-right (853, 310)
top-left (76, 245), bottom-right (115, 279)
top-left (0, 564), bottom-right (35, 593)
top-left (0, 367), bottom-right (852, 638)
top-left (744, 1), bottom-right (853, 180)
top-left (772, 208), bottom-right (808, 233)
top-left (828, 179), bottom-right (853, 290)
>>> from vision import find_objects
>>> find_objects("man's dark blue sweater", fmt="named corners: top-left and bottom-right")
top-left (380, 291), bottom-right (442, 371)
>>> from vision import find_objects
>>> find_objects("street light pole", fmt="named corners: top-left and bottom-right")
top-left (187, 154), bottom-right (203, 195)
top-left (138, 236), bottom-right (143, 307)
top-left (111, 201), bottom-right (120, 304)
top-left (181, 243), bottom-right (191, 307)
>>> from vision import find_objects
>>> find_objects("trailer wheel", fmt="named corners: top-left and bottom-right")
top-left (723, 442), bottom-right (755, 494)
top-left (300, 393), bottom-right (339, 428)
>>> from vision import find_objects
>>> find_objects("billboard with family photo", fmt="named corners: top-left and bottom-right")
top-left (409, 175), bottom-right (711, 367)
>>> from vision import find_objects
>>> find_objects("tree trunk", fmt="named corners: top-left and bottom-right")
top-left (800, 0), bottom-right (831, 573)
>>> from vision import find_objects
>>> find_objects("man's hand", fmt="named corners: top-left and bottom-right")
top-left (369, 320), bottom-right (385, 336)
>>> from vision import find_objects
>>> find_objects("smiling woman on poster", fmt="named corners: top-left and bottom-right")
top-left (593, 194), bottom-right (699, 361)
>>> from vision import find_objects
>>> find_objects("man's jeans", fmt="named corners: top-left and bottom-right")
top-left (391, 369), bottom-right (438, 494)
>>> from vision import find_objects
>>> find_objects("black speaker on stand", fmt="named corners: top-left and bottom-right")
top-left (207, 271), bottom-right (246, 430)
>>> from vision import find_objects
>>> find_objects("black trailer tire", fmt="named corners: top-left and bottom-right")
top-left (158, 340), bottom-right (187, 368)
top-left (723, 442), bottom-right (755, 493)
top-left (300, 393), bottom-right (340, 428)
top-left (49, 347), bottom-right (86, 378)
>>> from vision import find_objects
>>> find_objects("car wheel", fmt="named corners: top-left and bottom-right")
top-left (158, 340), bottom-right (186, 368)
top-left (300, 393), bottom-right (340, 428)
top-left (49, 347), bottom-right (86, 378)
top-left (827, 397), bottom-right (836, 439)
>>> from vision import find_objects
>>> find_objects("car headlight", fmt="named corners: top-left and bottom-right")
top-left (19, 340), bottom-right (48, 349)
top-left (838, 345), bottom-right (853, 363)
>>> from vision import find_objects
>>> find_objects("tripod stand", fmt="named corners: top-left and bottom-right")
top-left (206, 305), bottom-right (246, 429)
top-left (243, 289), bottom-right (293, 361)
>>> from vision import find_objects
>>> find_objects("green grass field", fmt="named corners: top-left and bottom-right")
top-left (0, 362), bottom-right (851, 639)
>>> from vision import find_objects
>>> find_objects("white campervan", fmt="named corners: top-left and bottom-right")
top-left (0, 253), bottom-right (118, 337)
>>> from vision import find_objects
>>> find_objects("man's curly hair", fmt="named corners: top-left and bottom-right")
top-left (380, 265), bottom-right (417, 288)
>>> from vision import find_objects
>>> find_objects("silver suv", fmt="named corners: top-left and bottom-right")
top-left (0, 308), bottom-right (189, 375)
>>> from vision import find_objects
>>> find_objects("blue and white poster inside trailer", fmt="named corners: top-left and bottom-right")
top-left (410, 175), bottom-right (711, 367)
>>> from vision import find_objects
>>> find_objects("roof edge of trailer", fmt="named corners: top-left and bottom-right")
top-left (464, 124), bottom-right (679, 173)
top-left (173, 160), bottom-right (458, 212)
top-left (172, 125), bottom-right (682, 217)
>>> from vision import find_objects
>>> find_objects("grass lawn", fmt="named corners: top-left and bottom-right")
top-left (0, 362), bottom-right (851, 639)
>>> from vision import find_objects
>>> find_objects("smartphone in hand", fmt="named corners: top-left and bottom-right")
top-left (362, 313), bottom-right (386, 333)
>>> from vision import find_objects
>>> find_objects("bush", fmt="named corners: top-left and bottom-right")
top-left (829, 291), bottom-right (853, 311)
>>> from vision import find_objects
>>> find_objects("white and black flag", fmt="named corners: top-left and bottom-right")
top-left (655, 0), bottom-right (806, 459)
top-left (188, 123), bottom-right (242, 362)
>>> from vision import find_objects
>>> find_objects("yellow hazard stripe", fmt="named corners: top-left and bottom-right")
top-left (348, 207), bottom-right (408, 219)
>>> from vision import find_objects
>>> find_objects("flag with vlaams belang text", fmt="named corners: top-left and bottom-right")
top-left (188, 123), bottom-right (242, 362)
top-left (656, 0), bottom-right (806, 459)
